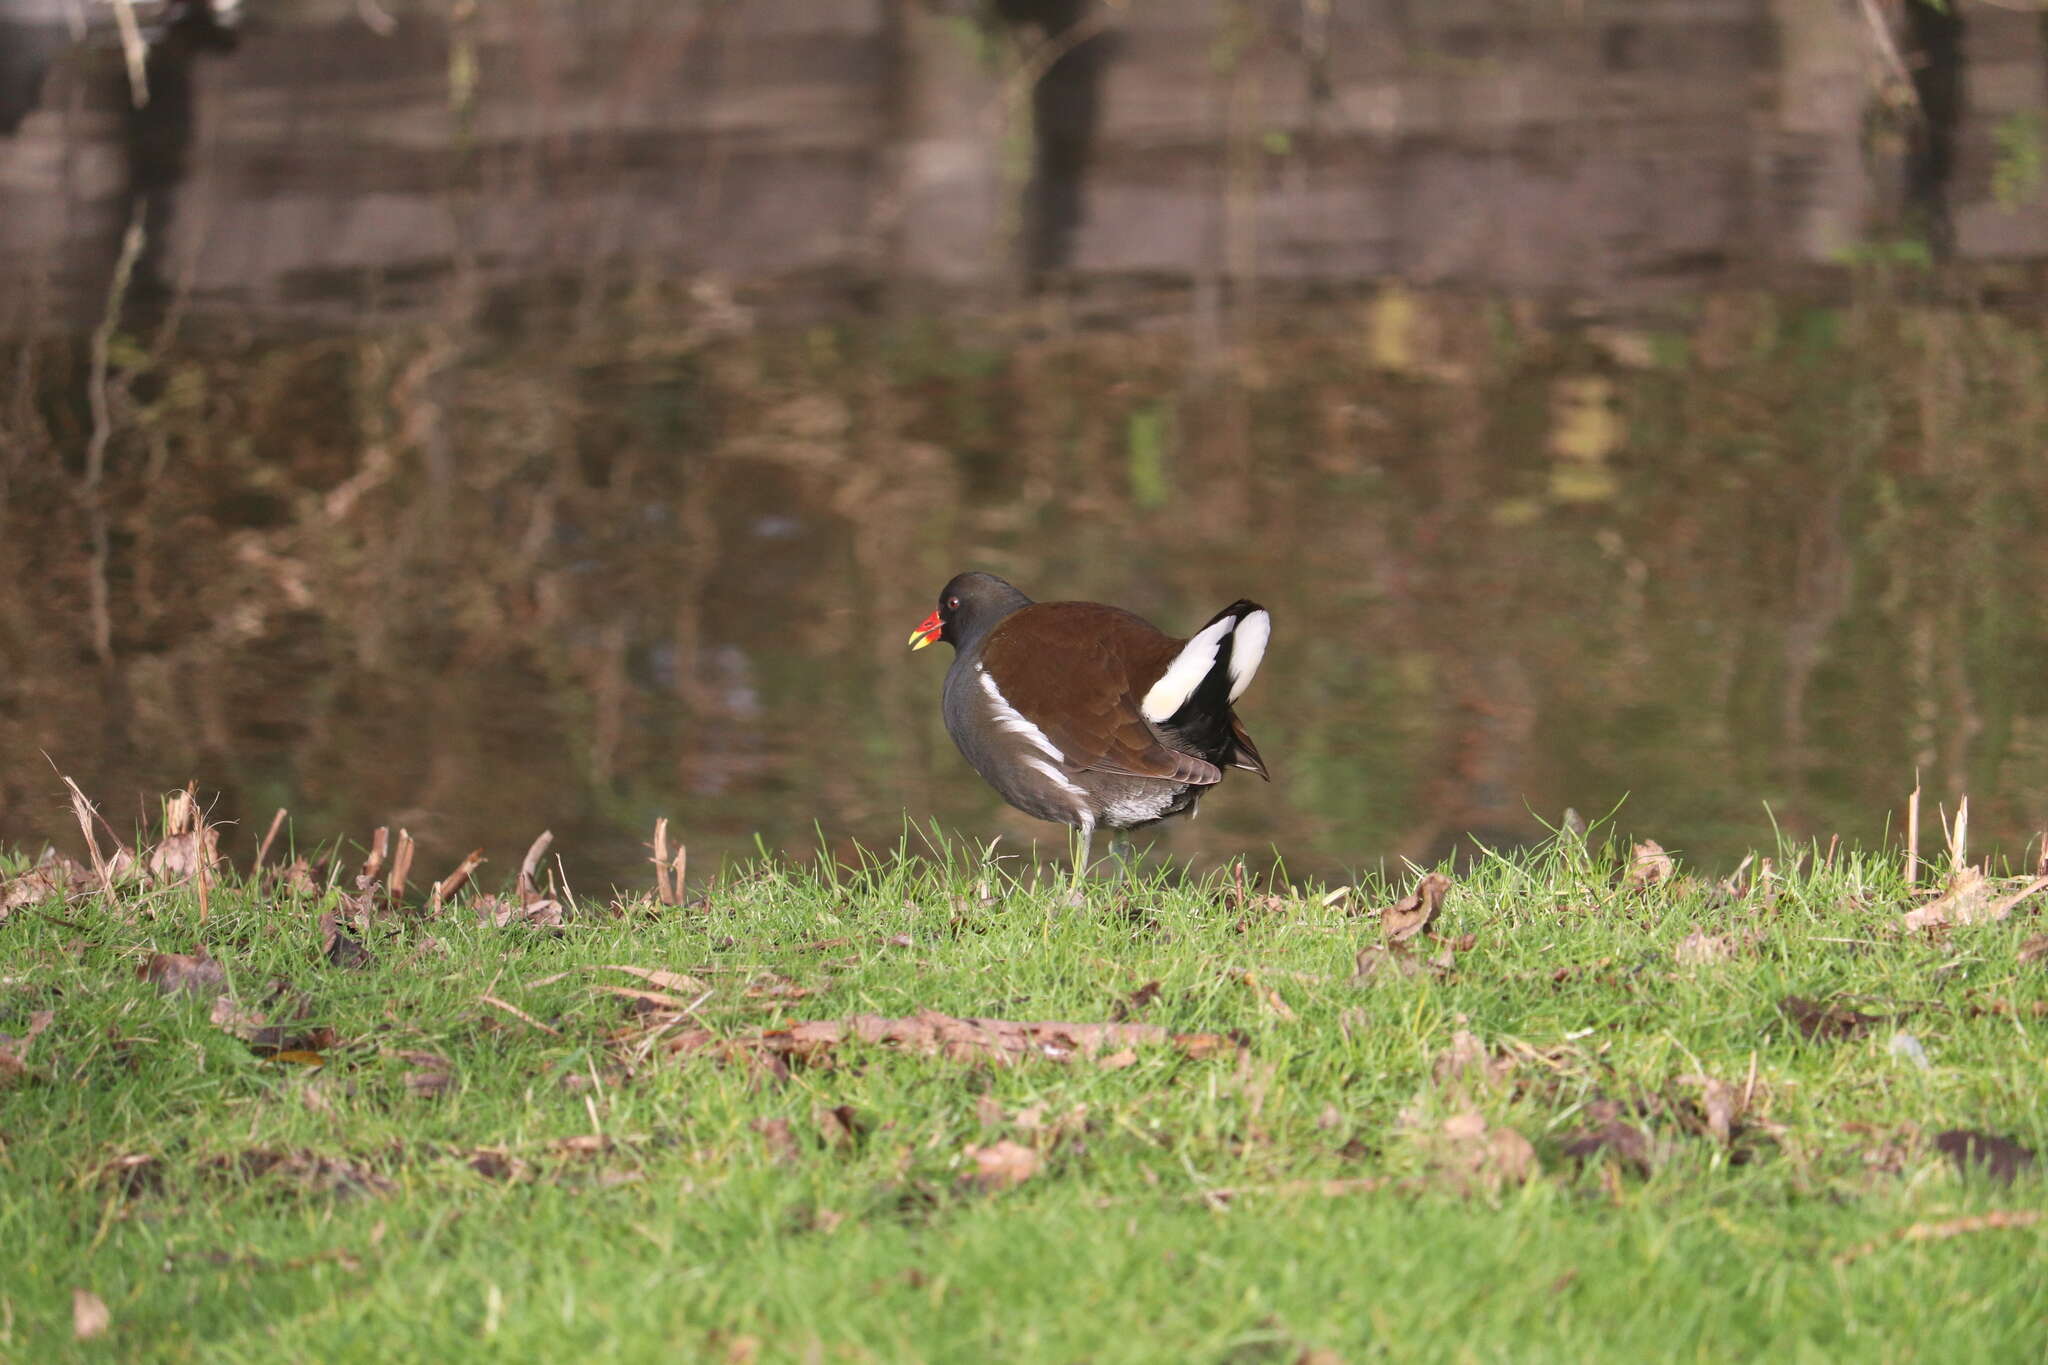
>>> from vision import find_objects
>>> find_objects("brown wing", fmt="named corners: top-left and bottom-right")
top-left (979, 602), bottom-right (1224, 786)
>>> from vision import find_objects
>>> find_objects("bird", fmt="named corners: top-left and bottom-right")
top-left (908, 571), bottom-right (1270, 875)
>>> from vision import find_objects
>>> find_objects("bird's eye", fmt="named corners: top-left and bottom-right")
top-left (947, 596), bottom-right (960, 610)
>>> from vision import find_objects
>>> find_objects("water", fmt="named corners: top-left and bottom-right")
top-left (3, 1), bottom-right (2046, 891)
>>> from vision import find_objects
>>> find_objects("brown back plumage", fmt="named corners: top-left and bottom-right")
top-left (978, 602), bottom-right (1225, 786)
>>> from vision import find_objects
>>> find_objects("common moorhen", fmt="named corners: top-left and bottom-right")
top-left (909, 572), bottom-right (1270, 872)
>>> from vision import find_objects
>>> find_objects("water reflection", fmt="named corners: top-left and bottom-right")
top-left (4, 1), bottom-right (2047, 889)
top-left (3, 285), bottom-right (2046, 888)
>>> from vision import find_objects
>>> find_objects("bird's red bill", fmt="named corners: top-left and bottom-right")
top-left (907, 610), bottom-right (943, 650)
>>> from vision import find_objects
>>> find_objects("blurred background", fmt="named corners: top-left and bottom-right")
top-left (2, 0), bottom-right (2046, 890)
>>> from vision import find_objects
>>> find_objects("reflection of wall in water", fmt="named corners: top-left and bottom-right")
top-left (3, 0), bottom-right (2048, 328)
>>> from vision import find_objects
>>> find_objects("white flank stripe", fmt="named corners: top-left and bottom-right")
top-left (1227, 609), bottom-right (1270, 702)
top-left (1140, 616), bottom-right (1234, 722)
top-left (978, 668), bottom-right (1065, 762)
top-left (1022, 756), bottom-right (1087, 803)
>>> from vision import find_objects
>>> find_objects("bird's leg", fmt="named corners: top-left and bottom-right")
top-left (1061, 821), bottom-right (1094, 905)
top-left (1108, 832), bottom-right (1136, 885)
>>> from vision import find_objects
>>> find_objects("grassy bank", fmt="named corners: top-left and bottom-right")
top-left (2, 817), bottom-right (2044, 1363)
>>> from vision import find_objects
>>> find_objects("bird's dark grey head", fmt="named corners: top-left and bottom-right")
top-left (908, 571), bottom-right (1033, 653)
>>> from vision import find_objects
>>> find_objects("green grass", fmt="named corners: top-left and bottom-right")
top-left (2, 829), bottom-right (2044, 1363)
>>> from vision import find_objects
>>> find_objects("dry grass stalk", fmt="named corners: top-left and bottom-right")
top-left (186, 785), bottom-right (211, 924)
top-left (388, 829), bottom-right (416, 905)
top-left (1833, 1208), bottom-right (2041, 1265)
top-left (356, 827), bottom-right (390, 892)
top-left (253, 808), bottom-right (288, 876)
top-left (1947, 796), bottom-right (1969, 877)
top-left (58, 774), bottom-right (116, 903)
top-left (430, 849), bottom-right (486, 911)
top-left (653, 818), bottom-right (675, 905)
top-left (481, 993), bottom-right (560, 1036)
top-left (1905, 782), bottom-right (1921, 890)
top-left (517, 831), bottom-right (554, 907)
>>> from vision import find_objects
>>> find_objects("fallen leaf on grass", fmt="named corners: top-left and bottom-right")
top-left (96, 1152), bottom-right (162, 1197)
top-left (1675, 1074), bottom-right (1743, 1146)
top-left (73, 1288), bottom-right (109, 1340)
top-left (550, 1135), bottom-right (610, 1157)
top-left (1350, 943), bottom-right (1454, 985)
top-left (1110, 979), bottom-right (1162, 1021)
top-left (318, 911), bottom-right (373, 970)
top-left (1, 855), bottom-right (84, 916)
top-left (1902, 870), bottom-right (2047, 931)
top-left (210, 991), bottom-right (339, 1057)
top-left (598, 964), bottom-right (708, 993)
top-left (813, 1104), bottom-right (863, 1149)
top-left (1373, 873), bottom-right (1452, 943)
top-left (662, 1010), bottom-right (1236, 1069)
top-left (214, 1149), bottom-right (395, 1200)
top-left (147, 828), bottom-right (220, 886)
top-left (141, 952), bottom-right (226, 999)
top-left (753, 1117), bottom-right (799, 1163)
top-left (1779, 995), bottom-right (1882, 1042)
top-left (1558, 1100), bottom-right (1653, 1173)
top-left (1431, 1029), bottom-right (1514, 1094)
top-left (1427, 1111), bottom-right (1538, 1193)
top-left (1673, 931), bottom-right (1737, 966)
top-left (1933, 1129), bottom-right (2036, 1185)
top-left (1628, 840), bottom-right (1674, 889)
top-left (1834, 1209), bottom-right (2044, 1264)
top-left (0, 1008), bottom-right (53, 1083)
top-left (395, 1051), bottom-right (453, 1098)
top-left (467, 1148), bottom-right (533, 1182)
top-left (596, 985), bottom-right (704, 1013)
top-left (2017, 934), bottom-right (2048, 966)
top-left (474, 894), bottom-right (565, 929)
top-left (961, 1139), bottom-right (1039, 1191)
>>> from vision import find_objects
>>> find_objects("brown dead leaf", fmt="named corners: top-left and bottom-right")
top-left (1934, 1129), bottom-right (2036, 1185)
top-left (217, 1149), bottom-right (395, 1199)
top-left (1676, 1074), bottom-right (1742, 1146)
top-left (209, 990), bottom-right (338, 1057)
top-left (147, 828), bottom-right (221, 886)
top-left (662, 1010), bottom-right (1233, 1069)
top-left (596, 985), bottom-right (703, 1013)
top-left (1430, 1111), bottom-right (1538, 1193)
top-left (1904, 868), bottom-right (1990, 931)
top-left (973, 1094), bottom-right (1005, 1129)
top-left (2017, 934), bottom-right (2048, 966)
top-left (142, 951), bottom-right (227, 1000)
top-left (394, 1051), bottom-right (452, 1098)
top-left (318, 911), bottom-right (373, 970)
top-left (550, 1135), bottom-right (610, 1157)
top-left (1098, 1047), bottom-right (1138, 1070)
top-left (1110, 979), bottom-right (1162, 1021)
top-left (1628, 840), bottom-right (1674, 889)
top-left (814, 1104), bottom-right (862, 1150)
top-left (1558, 1100), bottom-right (1652, 1173)
top-left (475, 894), bottom-right (565, 928)
top-left (961, 1139), bottom-right (1039, 1191)
top-left (1673, 931), bottom-right (1736, 967)
top-left (753, 1117), bottom-right (800, 1163)
top-left (1350, 942), bottom-right (1451, 985)
top-left (467, 1148), bottom-right (533, 1182)
top-left (73, 1288), bottom-right (109, 1340)
top-left (1374, 873), bottom-right (1452, 943)
top-left (1780, 995), bottom-right (1882, 1042)
top-left (598, 964), bottom-right (709, 993)
top-left (1431, 1029), bottom-right (1514, 1093)
top-left (2, 855), bottom-right (82, 915)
